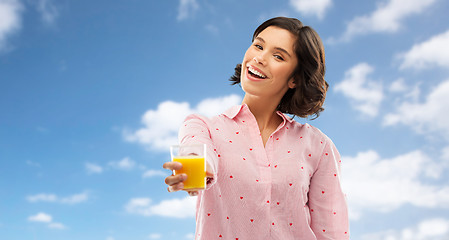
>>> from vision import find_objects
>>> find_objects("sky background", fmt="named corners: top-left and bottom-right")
top-left (1, 0), bottom-right (449, 239)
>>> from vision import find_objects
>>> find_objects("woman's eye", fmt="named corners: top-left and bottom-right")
top-left (274, 55), bottom-right (284, 61)
top-left (254, 44), bottom-right (263, 50)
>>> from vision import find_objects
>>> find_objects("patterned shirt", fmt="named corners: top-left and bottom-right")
top-left (179, 104), bottom-right (349, 240)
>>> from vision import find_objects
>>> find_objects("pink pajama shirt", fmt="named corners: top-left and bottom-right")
top-left (179, 104), bottom-right (349, 240)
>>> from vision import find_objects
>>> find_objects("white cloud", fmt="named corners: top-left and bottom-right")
top-left (185, 233), bottom-right (195, 239)
top-left (388, 78), bottom-right (422, 103)
top-left (124, 101), bottom-right (191, 151)
top-left (149, 197), bottom-right (196, 218)
top-left (389, 78), bottom-right (407, 92)
top-left (342, 150), bottom-right (449, 220)
top-left (59, 192), bottom-right (89, 204)
top-left (28, 212), bottom-right (52, 223)
top-left (289, 0), bottom-right (332, 20)
top-left (443, 146), bottom-right (449, 161)
top-left (125, 196), bottom-right (196, 218)
top-left (142, 169), bottom-right (168, 178)
top-left (331, 0), bottom-right (437, 43)
top-left (361, 218), bottom-right (449, 240)
top-left (0, 0), bottom-right (23, 52)
top-left (36, 0), bottom-right (59, 26)
top-left (27, 191), bottom-right (89, 204)
top-left (177, 0), bottom-right (199, 21)
top-left (126, 198), bottom-right (152, 215)
top-left (148, 233), bottom-right (162, 239)
top-left (106, 237), bottom-right (115, 240)
top-left (124, 94), bottom-right (242, 151)
top-left (48, 222), bottom-right (66, 229)
top-left (85, 162), bottom-right (103, 174)
top-left (383, 79), bottom-right (449, 140)
top-left (195, 95), bottom-right (242, 117)
top-left (404, 83), bottom-right (421, 102)
top-left (399, 29), bottom-right (449, 70)
top-left (28, 212), bottom-right (66, 230)
top-left (334, 63), bottom-right (383, 117)
top-left (108, 157), bottom-right (136, 171)
top-left (27, 193), bottom-right (57, 203)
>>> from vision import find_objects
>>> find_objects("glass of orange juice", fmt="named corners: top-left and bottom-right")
top-left (170, 144), bottom-right (206, 191)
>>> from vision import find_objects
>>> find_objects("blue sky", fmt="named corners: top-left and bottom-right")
top-left (1, 0), bottom-right (449, 239)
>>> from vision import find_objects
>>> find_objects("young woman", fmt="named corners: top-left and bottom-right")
top-left (163, 17), bottom-right (349, 240)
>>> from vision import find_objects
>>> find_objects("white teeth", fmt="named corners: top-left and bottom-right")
top-left (248, 66), bottom-right (267, 78)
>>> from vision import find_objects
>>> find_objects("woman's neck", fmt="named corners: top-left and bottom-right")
top-left (242, 95), bottom-right (282, 133)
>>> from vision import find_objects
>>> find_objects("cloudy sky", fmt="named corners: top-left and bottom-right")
top-left (1, 0), bottom-right (449, 239)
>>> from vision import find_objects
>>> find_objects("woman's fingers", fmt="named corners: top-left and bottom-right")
top-left (163, 161), bottom-right (205, 196)
top-left (163, 161), bottom-right (187, 192)
top-left (187, 191), bottom-right (199, 196)
top-left (167, 182), bottom-right (185, 192)
top-left (205, 162), bottom-right (214, 184)
top-left (206, 171), bottom-right (214, 178)
top-left (165, 173), bottom-right (187, 186)
top-left (162, 162), bottom-right (187, 192)
top-left (162, 161), bottom-right (182, 171)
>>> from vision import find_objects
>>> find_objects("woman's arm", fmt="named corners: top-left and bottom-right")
top-left (163, 114), bottom-right (219, 195)
top-left (308, 139), bottom-right (350, 239)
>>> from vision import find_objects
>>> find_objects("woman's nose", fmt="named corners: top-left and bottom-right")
top-left (253, 55), bottom-right (266, 65)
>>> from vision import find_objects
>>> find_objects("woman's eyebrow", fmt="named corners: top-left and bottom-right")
top-left (254, 36), bottom-right (292, 58)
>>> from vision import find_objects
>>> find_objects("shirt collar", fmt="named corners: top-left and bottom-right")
top-left (222, 104), bottom-right (246, 119)
top-left (223, 104), bottom-right (294, 124)
top-left (276, 111), bottom-right (294, 124)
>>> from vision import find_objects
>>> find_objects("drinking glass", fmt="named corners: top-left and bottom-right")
top-left (170, 144), bottom-right (206, 191)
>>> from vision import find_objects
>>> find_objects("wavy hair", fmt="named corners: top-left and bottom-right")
top-left (229, 17), bottom-right (328, 119)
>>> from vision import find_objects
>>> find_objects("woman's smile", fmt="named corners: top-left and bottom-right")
top-left (246, 64), bottom-right (268, 81)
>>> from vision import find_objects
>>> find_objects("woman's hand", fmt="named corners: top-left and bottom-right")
top-left (162, 161), bottom-right (214, 197)
top-left (162, 161), bottom-right (186, 193)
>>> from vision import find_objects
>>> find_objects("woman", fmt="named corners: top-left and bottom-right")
top-left (163, 17), bottom-right (349, 240)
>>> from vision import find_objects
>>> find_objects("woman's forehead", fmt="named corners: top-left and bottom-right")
top-left (256, 26), bottom-right (296, 54)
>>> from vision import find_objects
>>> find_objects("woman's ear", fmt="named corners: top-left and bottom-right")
top-left (288, 78), bottom-right (296, 89)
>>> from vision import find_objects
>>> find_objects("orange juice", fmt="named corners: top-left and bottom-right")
top-left (173, 156), bottom-right (206, 190)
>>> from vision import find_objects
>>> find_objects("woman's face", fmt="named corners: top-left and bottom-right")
top-left (240, 26), bottom-right (298, 100)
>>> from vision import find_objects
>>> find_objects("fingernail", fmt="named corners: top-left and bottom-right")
top-left (181, 174), bottom-right (188, 181)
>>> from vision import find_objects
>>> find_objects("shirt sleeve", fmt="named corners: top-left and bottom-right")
top-left (308, 138), bottom-right (350, 239)
top-left (178, 114), bottom-right (219, 189)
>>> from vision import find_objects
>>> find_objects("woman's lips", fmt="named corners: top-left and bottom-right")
top-left (246, 65), bottom-right (268, 81)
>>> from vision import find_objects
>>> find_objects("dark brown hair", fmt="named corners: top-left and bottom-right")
top-left (229, 17), bottom-right (328, 119)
